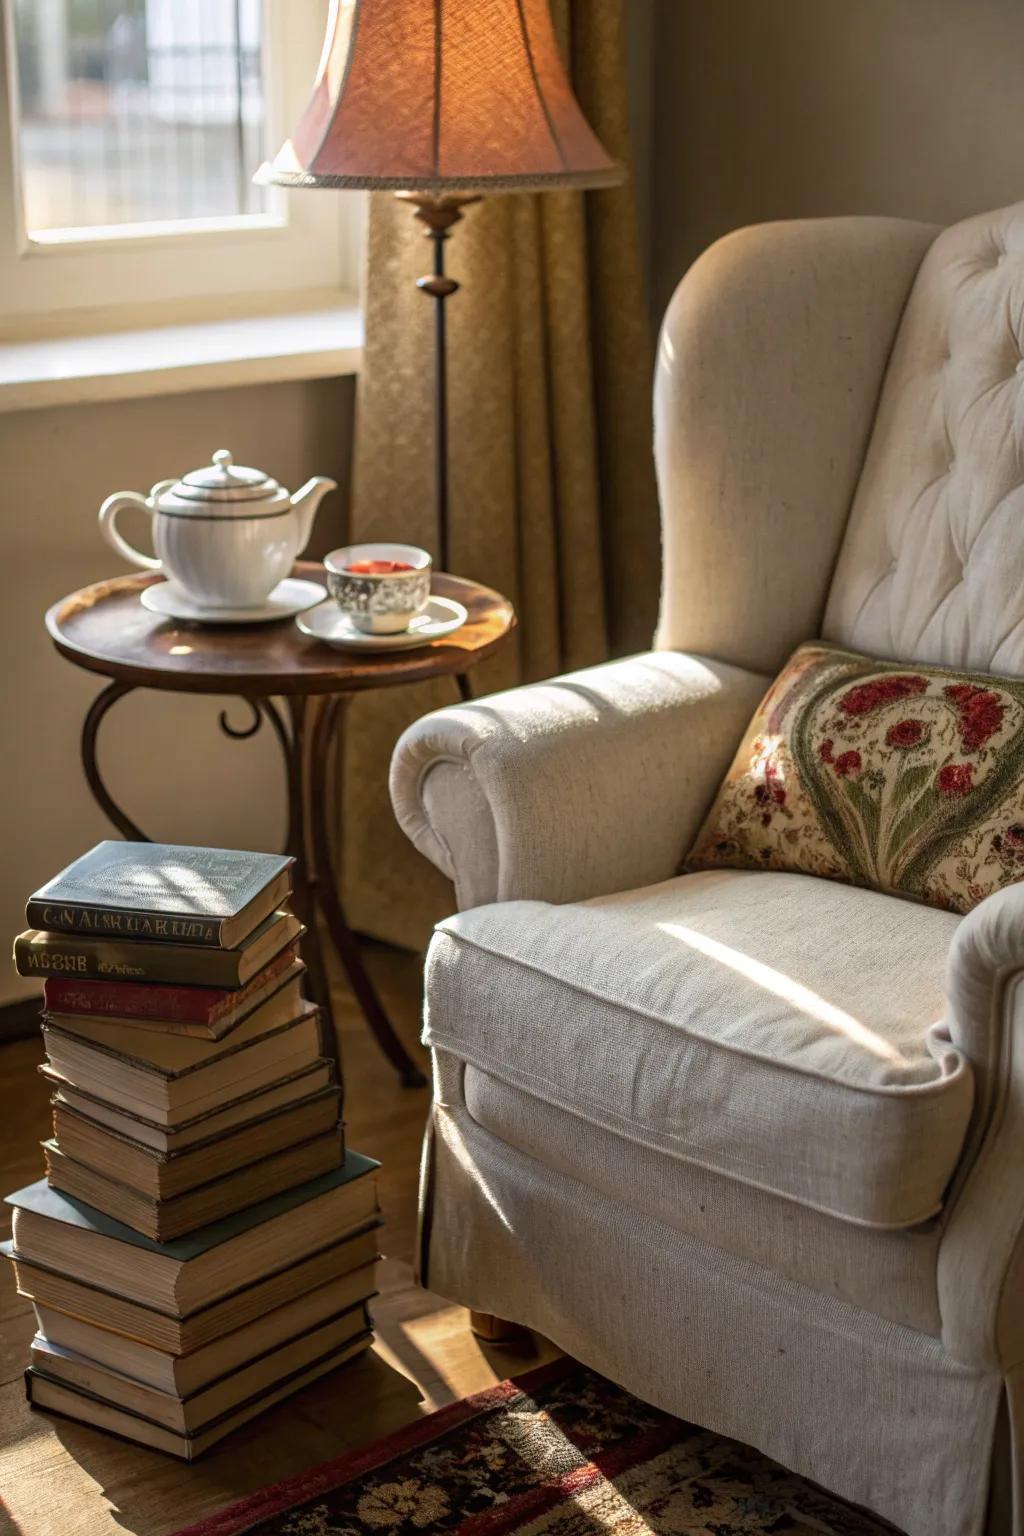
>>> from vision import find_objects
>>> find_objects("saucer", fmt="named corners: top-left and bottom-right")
top-left (141, 577), bottom-right (327, 625)
top-left (296, 596), bottom-right (468, 651)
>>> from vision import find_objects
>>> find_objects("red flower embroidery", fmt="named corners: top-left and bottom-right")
top-left (834, 750), bottom-right (862, 778)
top-left (943, 684), bottom-right (1005, 752)
top-left (754, 756), bottom-right (787, 812)
top-left (886, 719), bottom-right (926, 749)
top-left (937, 762), bottom-right (974, 797)
top-left (839, 675), bottom-right (927, 716)
top-left (995, 826), bottom-right (1024, 864)
top-left (819, 739), bottom-right (834, 764)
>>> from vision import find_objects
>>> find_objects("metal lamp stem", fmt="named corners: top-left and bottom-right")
top-left (397, 191), bottom-right (482, 575)
top-left (430, 227), bottom-right (452, 575)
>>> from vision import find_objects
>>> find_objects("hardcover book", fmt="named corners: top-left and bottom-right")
top-left (42, 1061), bottom-right (334, 1154)
top-left (27, 842), bottom-right (294, 948)
top-left (51, 1087), bottom-right (342, 1201)
top-left (32, 1267), bottom-right (378, 1392)
top-left (25, 1333), bottom-right (372, 1459)
top-left (5, 1226), bottom-right (382, 1352)
top-left (5, 1154), bottom-right (380, 1315)
top-left (14, 910), bottom-right (303, 988)
top-left (41, 996), bottom-right (322, 1122)
top-left (30, 1302), bottom-right (373, 1433)
top-left (44, 963), bottom-right (304, 1055)
top-left (44, 1129), bottom-right (344, 1241)
top-left (42, 945), bottom-right (303, 1038)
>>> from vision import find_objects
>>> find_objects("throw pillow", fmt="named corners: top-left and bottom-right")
top-left (686, 641), bottom-right (1024, 914)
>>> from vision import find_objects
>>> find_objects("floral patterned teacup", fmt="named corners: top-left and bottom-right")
top-left (324, 543), bottom-right (432, 634)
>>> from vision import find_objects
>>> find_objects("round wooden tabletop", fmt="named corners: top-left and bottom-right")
top-left (46, 565), bottom-right (516, 697)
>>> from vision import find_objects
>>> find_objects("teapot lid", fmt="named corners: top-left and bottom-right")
top-left (174, 449), bottom-right (281, 504)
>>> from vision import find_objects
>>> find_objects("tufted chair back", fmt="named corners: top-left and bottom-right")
top-left (825, 205), bottom-right (1024, 673)
top-left (654, 203), bottom-right (1024, 682)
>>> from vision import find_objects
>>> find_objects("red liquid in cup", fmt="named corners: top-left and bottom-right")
top-left (345, 560), bottom-right (416, 575)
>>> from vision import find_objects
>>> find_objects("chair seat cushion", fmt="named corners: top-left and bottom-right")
top-left (425, 870), bottom-right (974, 1228)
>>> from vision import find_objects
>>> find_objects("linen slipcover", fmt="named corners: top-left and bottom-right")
top-left (393, 205), bottom-right (1024, 1536)
top-left (426, 869), bottom-right (970, 1229)
top-left (459, 1060), bottom-right (945, 1334)
top-left (424, 1055), bottom-right (1003, 1536)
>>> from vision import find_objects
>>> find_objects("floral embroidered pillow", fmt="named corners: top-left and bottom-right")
top-left (686, 642), bottom-right (1024, 914)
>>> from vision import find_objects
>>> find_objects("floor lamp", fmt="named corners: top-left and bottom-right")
top-left (257, 0), bottom-right (624, 575)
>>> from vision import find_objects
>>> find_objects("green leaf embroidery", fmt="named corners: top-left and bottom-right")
top-left (890, 763), bottom-right (932, 809)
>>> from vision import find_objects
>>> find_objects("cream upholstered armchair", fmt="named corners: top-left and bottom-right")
top-left (389, 203), bottom-right (1024, 1536)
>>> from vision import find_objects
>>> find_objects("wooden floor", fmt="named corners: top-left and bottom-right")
top-left (0, 943), bottom-right (557, 1536)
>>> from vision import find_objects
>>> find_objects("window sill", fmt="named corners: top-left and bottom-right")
top-left (0, 290), bottom-right (363, 414)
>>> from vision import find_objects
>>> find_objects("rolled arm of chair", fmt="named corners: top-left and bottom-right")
top-left (938, 884), bottom-right (1024, 1370)
top-left (389, 650), bottom-right (767, 911)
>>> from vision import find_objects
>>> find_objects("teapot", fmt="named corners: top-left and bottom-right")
top-left (98, 450), bottom-right (337, 610)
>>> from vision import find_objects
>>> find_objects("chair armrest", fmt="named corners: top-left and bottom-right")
top-left (389, 651), bottom-right (767, 910)
top-left (938, 884), bottom-right (1024, 1370)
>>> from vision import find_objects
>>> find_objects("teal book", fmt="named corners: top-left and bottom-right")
top-left (4, 1153), bottom-right (379, 1260)
top-left (3, 1153), bottom-right (381, 1320)
top-left (26, 841), bottom-right (294, 949)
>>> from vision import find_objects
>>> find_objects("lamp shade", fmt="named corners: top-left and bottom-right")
top-left (257, 0), bottom-right (624, 194)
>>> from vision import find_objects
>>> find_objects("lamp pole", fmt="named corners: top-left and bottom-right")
top-left (396, 192), bottom-right (482, 576)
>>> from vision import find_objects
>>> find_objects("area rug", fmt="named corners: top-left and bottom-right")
top-left (170, 1357), bottom-right (899, 1536)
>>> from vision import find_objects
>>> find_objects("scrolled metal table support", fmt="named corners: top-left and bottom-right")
top-left (309, 695), bottom-right (427, 1088)
top-left (252, 695), bottom-right (340, 1081)
top-left (218, 698), bottom-right (263, 740)
top-left (78, 680), bottom-right (426, 1092)
top-left (80, 682), bottom-right (149, 842)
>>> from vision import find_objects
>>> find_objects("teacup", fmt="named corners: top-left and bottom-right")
top-left (324, 543), bottom-right (432, 634)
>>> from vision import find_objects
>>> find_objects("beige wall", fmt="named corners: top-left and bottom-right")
top-left (1, 378), bottom-right (353, 1003)
top-left (651, 0), bottom-right (1024, 315)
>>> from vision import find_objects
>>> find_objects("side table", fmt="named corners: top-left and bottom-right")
top-left (45, 564), bottom-right (516, 1089)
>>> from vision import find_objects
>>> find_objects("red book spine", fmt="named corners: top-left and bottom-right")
top-left (43, 943), bottom-right (298, 1026)
top-left (44, 975), bottom-right (227, 1025)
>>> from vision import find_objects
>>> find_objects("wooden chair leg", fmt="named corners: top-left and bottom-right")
top-left (469, 1310), bottom-right (523, 1345)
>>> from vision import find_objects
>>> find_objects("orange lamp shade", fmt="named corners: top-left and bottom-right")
top-left (256, 0), bottom-right (624, 193)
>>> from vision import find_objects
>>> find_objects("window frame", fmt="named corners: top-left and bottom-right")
top-left (0, 0), bottom-right (362, 328)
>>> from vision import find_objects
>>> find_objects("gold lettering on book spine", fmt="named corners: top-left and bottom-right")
top-left (24, 952), bottom-right (88, 972)
top-left (40, 906), bottom-right (216, 942)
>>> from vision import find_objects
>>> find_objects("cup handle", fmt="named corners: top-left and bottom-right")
top-left (98, 491), bottom-right (162, 572)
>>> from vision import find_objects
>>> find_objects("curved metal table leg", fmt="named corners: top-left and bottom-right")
top-left (310, 694), bottom-right (428, 1088)
top-left (78, 680), bottom-right (420, 1089)
top-left (259, 697), bottom-right (341, 1084)
top-left (81, 682), bottom-right (150, 842)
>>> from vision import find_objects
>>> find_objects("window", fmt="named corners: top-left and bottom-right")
top-left (0, 1), bottom-right (362, 325)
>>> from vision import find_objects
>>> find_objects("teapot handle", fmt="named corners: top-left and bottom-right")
top-left (98, 490), bottom-right (164, 572)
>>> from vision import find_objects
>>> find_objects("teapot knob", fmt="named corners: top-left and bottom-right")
top-left (213, 449), bottom-right (233, 470)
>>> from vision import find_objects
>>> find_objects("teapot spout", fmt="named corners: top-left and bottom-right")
top-left (291, 476), bottom-right (338, 555)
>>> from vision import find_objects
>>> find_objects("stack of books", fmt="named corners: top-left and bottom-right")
top-left (3, 841), bottom-right (382, 1458)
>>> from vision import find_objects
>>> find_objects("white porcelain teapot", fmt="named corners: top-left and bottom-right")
top-left (99, 450), bottom-right (337, 610)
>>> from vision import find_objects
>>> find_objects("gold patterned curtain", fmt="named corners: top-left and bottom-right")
top-left (341, 0), bottom-right (660, 948)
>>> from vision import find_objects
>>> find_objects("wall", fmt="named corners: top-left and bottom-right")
top-left (0, 377), bottom-right (353, 1003)
top-left (651, 0), bottom-right (1024, 316)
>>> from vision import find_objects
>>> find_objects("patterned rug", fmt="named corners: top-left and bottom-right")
top-left (171, 1358), bottom-right (899, 1536)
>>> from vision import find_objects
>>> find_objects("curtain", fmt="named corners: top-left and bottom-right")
top-left (341, 0), bottom-right (660, 949)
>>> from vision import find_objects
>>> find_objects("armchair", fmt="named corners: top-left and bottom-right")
top-left (390, 204), bottom-right (1024, 1536)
